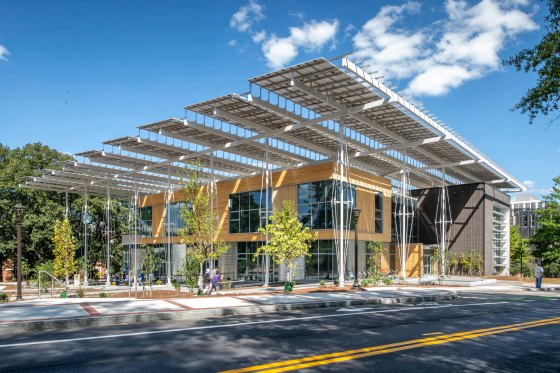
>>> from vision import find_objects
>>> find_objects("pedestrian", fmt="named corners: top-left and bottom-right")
top-left (535, 262), bottom-right (544, 289)
top-left (203, 268), bottom-right (212, 295)
top-left (212, 268), bottom-right (220, 294)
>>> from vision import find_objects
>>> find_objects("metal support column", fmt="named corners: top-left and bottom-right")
top-left (264, 137), bottom-right (271, 287)
top-left (105, 187), bottom-right (111, 286)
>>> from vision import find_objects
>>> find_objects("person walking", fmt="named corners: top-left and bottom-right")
top-left (203, 268), bottom-right (212, 295)
top-left (212, 268), bottom-right (220, 294)
top-left (535, 261), bottom-right (544, 289)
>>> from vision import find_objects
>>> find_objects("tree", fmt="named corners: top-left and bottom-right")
top-left (532, 176), bottom-right (560, 276)
top-left (179, 160), bottom-right (229, 286)
top-left (257, 200), bottom-right (318, 284)
top-left (142, 245), bottom-right (159, 297)
top-left (0, 143), bottom-right (72, 269)
top-left (52, 218), bottom-right (77, 287)
top-left (510, 225), bottom-right (533, 277)
top-left (503, 0), bottom-right (560, 124)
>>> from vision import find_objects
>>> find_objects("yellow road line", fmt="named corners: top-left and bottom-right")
top-left (220, 316), bottom-right (560, 373)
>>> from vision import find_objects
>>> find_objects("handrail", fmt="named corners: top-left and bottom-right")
top-left (38, 270), bottom-right (66, 299)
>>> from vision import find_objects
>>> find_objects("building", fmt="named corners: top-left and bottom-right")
top-left (20, 57), bottom-right (525, 283)
top-left (412, 183), bottom-right (510, 275)
top-left (511, 192), bottom-right (546, 239)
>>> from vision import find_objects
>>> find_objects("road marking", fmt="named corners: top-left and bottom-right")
top-left (80, 304), bottom-right (101, 317)
top-left (221, 316), bottom-right (560, 373)
top-left (0, 301), bottom-right (508, 349)
top-left (337, 308), bottom-right (372, 312)
top-left (421, 332), bottom-right (443, 336)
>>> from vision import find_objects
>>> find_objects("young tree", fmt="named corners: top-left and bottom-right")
top-left (178, 160), bottom-right (229, 287)
top-left (510, 225), bottom-right (533, 277)
top-left (503, 0), bottom-right (560, 124)
top-left (52, 218), bottom-right (77, 287)
top-left (532, 176), bottom-right (560, 276)
top-left (257, 200), bottom-right (318, 284)
top-left (142, 245), bottom-right (160, 297)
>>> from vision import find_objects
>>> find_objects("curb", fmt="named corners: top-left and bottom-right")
top-left (522, 287), bottom-right (560, 292)
top-left (0, 292), bottom-right (457, 334)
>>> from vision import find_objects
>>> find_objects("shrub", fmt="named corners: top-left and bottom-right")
top-left (319, 279), bottom-right (326, 289)
top-left (76, 287), bottom-right (85, 298)
top-left (0, 293), bottom-right (9, 303)
top-left (360, 278), bottom-right (373, 287)
top-left (99, 292), bottom-right (107, 298)
top-left (111, 281), bottom-right (116, 286)
top-left (382, 276), bottom-right (393, 286)
top-left (156, 280), bottom-right (162, 286)
top-left (333, 279), bottom-right (340, 287)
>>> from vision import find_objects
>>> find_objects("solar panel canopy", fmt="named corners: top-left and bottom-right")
top-left (20, 57), bottom-right (525, 197)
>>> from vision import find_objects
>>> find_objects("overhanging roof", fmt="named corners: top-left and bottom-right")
top-left (21, 56), bottom-right (525, 197)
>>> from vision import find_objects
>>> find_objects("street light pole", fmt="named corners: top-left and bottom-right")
top-left (14, 203), bottom-right (27, 301)
top-left (352, 208), bottom-right (361, 289)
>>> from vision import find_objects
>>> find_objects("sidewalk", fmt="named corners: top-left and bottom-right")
top-left (0, 285), bottom-right (458, 333)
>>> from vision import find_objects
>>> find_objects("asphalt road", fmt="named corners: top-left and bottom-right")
top-left (1, 291), bottom-right (559, 372)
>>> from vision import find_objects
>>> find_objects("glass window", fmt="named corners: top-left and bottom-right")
top-left (375, 192), bottom-right (383, 233)
top-left (139, 206), bottom-right (152, 237)
top-left (305, 240), bottom-right (337, 280)
top-left (236, 242), bottom-right (277, 282)
top-left (167, 202), bottom-right (188, 236)
top-left (229, 189), bottom-right (272, 233)
top-left (298, 180), bottom-right (355, 230)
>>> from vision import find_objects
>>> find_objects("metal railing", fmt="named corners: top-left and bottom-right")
top-left (38, 270), bottom-right (66, 299)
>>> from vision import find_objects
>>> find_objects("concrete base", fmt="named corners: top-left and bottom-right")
top-left (406, 276), bottom-right (497, 287)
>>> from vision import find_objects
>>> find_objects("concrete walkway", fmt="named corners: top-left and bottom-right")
top-left (0, 286), bottom-right (458, 333)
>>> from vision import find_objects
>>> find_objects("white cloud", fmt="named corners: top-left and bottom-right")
top-left (0, 45), bottom-right (9, 61)
top-left (523, 179), bottom-right (535, 189)
top-left (252, 30), bottom-right (266, 43)
top-left (227, 39), bottom-right (238, 47)
top-left (261, 20), bottom-right (339, 69)
top-left (352, 0), bottom-right (537, 97)
top-left (230, 0), bottom-right (265, 32)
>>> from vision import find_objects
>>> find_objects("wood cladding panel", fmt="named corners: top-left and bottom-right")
top-left (138, 162), bottom-right (393, 243)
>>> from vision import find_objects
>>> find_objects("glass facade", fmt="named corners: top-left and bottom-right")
top-left (166, 202), bottom-right (187, 236)
top-left (375, 191), bottom-right (383, 233)
top-left (229, 190), bottom-right (272, 233)
top-left (391, 195), bottom-right (419, 243)
top-left (138, 206), bottom-right (152, 237)
top-left (305, 240), bottom-right (337, 279)
top-left (298, 180), bottom-right (355, 230)
top-left (236, 242), bottom-right (277, 282)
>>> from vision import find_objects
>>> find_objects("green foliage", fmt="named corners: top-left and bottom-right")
top-left (179, 160), bottom-right (230, 283)
top-left (52, 218), bottom-right (77, 286)
top-left (34, 260), bottom-right (55, 292)
top-left (99, 292), bottom-right (107, 298)
top-left (319, 279), bottom-right (326, 289)
top-left (366, 241), bottom-right (384, 275)
top-left (382, 276), bottom-right (393, 286)
top-left (532, 176), bottom-right (560, 276)
top-left (333, 279), bottom-right (339, 287)
top-left (0, 143), bottom-right (71, 267)
top-left (142, 245), bottom-right (159, 288)
top-left (503, 0), bottom-right (560, 124)
top-left (76, 287), bottom-right (85, 298)
top-left (510, 225), bottom-right (533, 276)
top-left (360, 278), bottom-right (373, 287)
top-left (180, 253), bottom-right (201, 291)
top-left (0, 292), bottom-right (8, 303)
top-left (156, 279), bottom-right (162, 286)
top-left (257, 200), bottom-right (318, 282)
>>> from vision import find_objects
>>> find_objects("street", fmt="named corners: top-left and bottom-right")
top-left (1, 291), bottom-right (559, 372)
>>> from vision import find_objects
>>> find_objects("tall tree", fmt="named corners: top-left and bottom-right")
top-left (532, 176), bottom-right (560, 276)
top-left (0, 143), bottom-right (71, 268)
top-left (179, 160), bottom-right (229, 285)
top-left (52, 218), bottom-right (77, 286)
top-left (257, 200), bottom-right (318, 283)
top-left (503, 0), bottom-right (560, 124)
top-left (510, 225), bottom-right (533, 277)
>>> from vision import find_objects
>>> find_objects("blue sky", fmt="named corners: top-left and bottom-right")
top-left (0, 0), bottom-right (558, 198)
